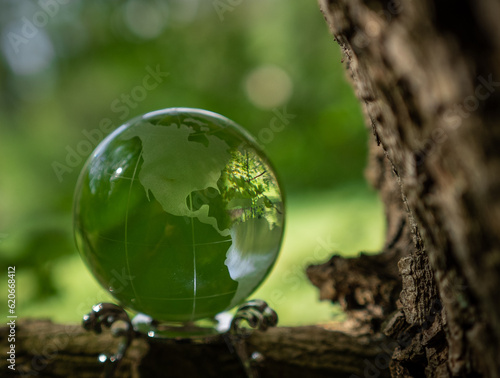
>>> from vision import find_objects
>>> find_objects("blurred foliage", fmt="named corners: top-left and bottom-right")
top-left (0, 0), bottom-right (383, 324)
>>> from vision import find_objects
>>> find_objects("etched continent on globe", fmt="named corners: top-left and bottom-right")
top-left (74, 108), bottom-right (284, 323)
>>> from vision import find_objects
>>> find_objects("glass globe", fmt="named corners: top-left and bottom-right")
top-left (74, 108), bottom-right (285, 325)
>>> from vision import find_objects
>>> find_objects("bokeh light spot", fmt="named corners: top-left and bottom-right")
top-left (244, 65), bottom-right (293, 109)
top-left (124, 0), bottom-right (168, 40)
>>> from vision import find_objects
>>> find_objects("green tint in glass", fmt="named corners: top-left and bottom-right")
top-left (74, 108), bottom-right (285, 323)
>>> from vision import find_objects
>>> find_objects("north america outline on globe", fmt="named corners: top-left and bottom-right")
top-left (74, 108), bottom-right (284, 324)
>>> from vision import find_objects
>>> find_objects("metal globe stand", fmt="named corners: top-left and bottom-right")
top-left (83, 299), bottom-right (278, 378)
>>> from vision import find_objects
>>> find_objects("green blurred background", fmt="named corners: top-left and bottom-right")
top-left (0, 0), bottom-right (384, 325)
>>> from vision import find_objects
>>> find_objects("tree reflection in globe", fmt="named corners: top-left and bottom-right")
top-left (74, 108), bottom-right (285, 324)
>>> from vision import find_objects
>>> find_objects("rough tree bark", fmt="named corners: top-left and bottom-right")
top-left (2, 0), bottom-right (499, 377)
top-left (314, 0), bottom-right (500, 376)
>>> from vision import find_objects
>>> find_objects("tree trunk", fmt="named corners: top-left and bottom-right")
top-left (2, 0), bottom-right (500, 377)
top-left (316, 0), bottom-right (500, 376)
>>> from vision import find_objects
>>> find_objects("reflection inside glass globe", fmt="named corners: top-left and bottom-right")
top-left (74, 108), bottom-right (285, 326)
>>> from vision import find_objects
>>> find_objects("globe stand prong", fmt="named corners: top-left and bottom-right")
top-left (226, 299), bottom-right (278, 378)
top-left (230, 299), bottom-right (278, 333)
top-left (82, 299), bottom-right (278, 378)
top-left (83, 303), bottom-right (136, 378)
